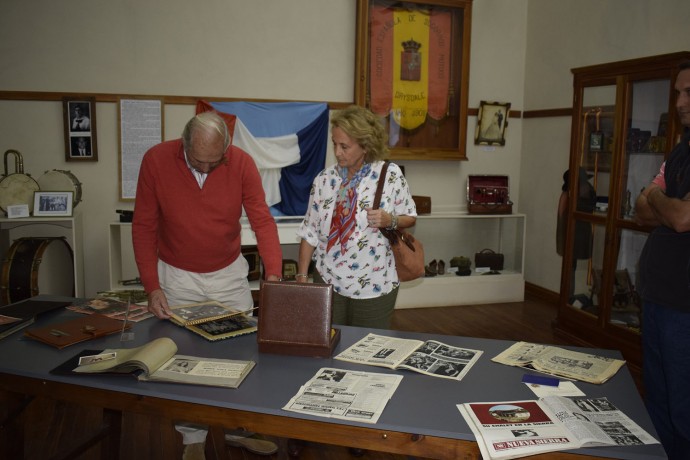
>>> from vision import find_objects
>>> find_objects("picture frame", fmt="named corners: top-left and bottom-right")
top-left (33, 191), bottom-right (73, 217)
top-left (354, 0), bottom-right (473, 160)
top-left (63, 96), bottom-right (98, 162)
top-left (119, 98), bottom-right (164, 201)
top-left (475, 101), bottom-right (511, 146)
top-left (589, 131), bottom-right (604, 152)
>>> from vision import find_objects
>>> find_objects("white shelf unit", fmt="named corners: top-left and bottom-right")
top-left (108, 213), bottom-right (526, 308)
top-left (0, 214), bottom-right (84, 300)
top-left (108, 218), bottom-right (304, 291)
top-left (395, 212), bottom-right (526, 308)
top-left (108, 223), bottom-right (141, 290)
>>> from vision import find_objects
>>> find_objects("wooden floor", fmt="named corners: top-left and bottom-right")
top-left (15, 295), bottom-right (571, 460)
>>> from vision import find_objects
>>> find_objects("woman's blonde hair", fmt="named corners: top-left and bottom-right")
top-left (331, 105), bottom-right (388, 163)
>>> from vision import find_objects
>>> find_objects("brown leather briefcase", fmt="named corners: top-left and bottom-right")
top-left (257, 280), bottom-right (340, 358)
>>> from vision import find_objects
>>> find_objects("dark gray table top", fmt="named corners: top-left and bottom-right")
top-left (0, 296), bottom-right (666, 459)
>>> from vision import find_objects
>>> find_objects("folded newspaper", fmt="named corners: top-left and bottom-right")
top-left (492, 342), bottom-right (625, 384)
top-left (283, 367), bottom-right (402, 424)
top-left (458, 395), bottom-right (658, 460)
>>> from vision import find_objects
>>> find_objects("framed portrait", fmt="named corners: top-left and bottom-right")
top-left (355, 0), bottom-right (473, 160)
top-left (474, 101), bottom-right (511, 146)
top-left (33, 191), bottom-right (74, 217)
top-left (63, 96), bottom-right (98, 162)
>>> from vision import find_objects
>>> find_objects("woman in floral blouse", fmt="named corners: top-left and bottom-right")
top-left (296, 105), bottom-right (417, 329)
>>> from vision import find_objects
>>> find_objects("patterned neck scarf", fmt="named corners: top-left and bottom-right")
top-left (327, 163), bottom-right (372, 254)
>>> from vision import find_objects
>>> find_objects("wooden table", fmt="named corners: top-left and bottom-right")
top-left (0, 296), bottom-right (666, 460)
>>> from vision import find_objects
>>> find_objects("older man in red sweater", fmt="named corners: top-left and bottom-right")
top-left (133, 111), bottom-right (282, 459)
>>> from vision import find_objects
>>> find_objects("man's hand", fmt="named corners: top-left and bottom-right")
top-left (147, 289), bottom-right (172, 319)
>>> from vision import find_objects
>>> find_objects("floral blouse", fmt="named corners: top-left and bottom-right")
top-left (297, 161), bottom-right (417, 298)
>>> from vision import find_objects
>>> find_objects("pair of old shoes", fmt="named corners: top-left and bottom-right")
top-left (425, 259), bottom-right (446, 277)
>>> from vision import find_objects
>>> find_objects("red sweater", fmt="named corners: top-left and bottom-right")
top-left (132, 139), bottom-right (282, 293)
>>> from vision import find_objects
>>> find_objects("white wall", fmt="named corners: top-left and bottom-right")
top-left (0, 0), bottom-right (530, 297)
top-left (520, 0), bottom-right (690, 293)
top-left (1, 0), bottom-right (688, 299)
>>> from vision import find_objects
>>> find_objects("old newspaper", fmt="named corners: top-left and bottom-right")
top-left (335, 333), bottom-right (482, 381)
top-left (458, 395), bottom-right (659, 460)
top-left (491, 342), bottom-right (625, 384)
top-left (283, 367), bottom-right (402, 423)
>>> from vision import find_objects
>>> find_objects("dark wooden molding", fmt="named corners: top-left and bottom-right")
top-left (525, 282), bottom-right (559, 305)
top-left (523, 107), bottom-right (572, 118)
top-left (468, 107), bottom-right (521, 118)
top-left (0, 90), bottom-right (352, 109)
top-left (468, 107), bottom-right (570, 119)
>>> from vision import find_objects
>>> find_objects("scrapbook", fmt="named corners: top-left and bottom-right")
top-left (169, 301), bottom-right (257, 342)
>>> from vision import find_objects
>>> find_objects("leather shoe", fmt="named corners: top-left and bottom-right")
top-left (438, 259), bottom-right (446, 275)
top-left (225, 433), bottom-right (278, 455)
top-left (425, 259), bottom-right (438, 277)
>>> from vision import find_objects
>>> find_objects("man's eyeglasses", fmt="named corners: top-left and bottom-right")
top-left (187, 151), bottom-right (228, 172)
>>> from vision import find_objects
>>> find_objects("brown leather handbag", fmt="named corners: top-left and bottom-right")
top-left (474, 248), bottom-right (504, 271)
top-left (374, 162), bottom-right (425, 282)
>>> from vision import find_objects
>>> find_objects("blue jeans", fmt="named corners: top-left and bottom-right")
top-left (643, 301), bottom-right (690, 459)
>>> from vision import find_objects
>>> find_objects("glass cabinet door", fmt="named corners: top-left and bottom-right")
top-left (621, 78), bottom-right (670, 222)
top-left (579, 84), bottom-right (618, 208)
top-left (563, 85), bottom-right (618, 317)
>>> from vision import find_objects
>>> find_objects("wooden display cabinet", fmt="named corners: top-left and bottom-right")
top-left (554, 52), bottom-right (690, 387)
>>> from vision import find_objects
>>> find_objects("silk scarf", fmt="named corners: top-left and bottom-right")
top-left (327, 163), bottom-right (372, 254)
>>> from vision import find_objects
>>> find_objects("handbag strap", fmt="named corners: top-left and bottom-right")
top-left (373, 160), bottom-right (390, 210)
top-left (372, 161), bottom-right (403, 246)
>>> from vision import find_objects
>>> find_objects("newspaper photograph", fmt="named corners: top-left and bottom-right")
top-left (283, 367), bottom-right (402, 424)
top-left (143, 355), bottom-right (256, 388)
top-left (335, 333), bottom-right (483, 381)
top-left (491, 342), bottom-right (625, 384)
top-left (458, 395), bottom-right (658, 460)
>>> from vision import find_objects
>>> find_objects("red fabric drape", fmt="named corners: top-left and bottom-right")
top-left (427, 10), bottom-right (451, 120)
top-left (195, 100), bottom-right (237, 135)
top-left (369, 6), bottom-right (394, 117)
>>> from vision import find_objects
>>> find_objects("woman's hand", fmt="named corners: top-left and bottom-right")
top-left (365, 208), bottom-right (392, 228)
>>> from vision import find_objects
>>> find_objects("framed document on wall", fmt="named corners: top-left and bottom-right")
top-left (354, 0), bottom-right (473, 161)
top-left (118, 98), bottom-right (164, 201)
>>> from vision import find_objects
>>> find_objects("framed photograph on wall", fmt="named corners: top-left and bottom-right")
top-left (33, 191), bottom-right (74, 217)
top-left (63, 97), bottom-right (98, 162)
top-left (475, 101), bottom-right (511, 146)
top-left (354, 0), bottom-right (473, 160)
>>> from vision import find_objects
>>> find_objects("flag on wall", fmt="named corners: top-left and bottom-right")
top-left (196, 100), bottom-right (328, 216)
top-left (369, 5), bottom-right (451, 130)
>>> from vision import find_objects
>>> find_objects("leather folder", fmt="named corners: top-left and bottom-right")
top-left (257, 280), bottom-right (340, 358)
top-left (24, 313), bottom-right (130, 349)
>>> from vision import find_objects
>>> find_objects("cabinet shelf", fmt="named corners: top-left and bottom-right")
top-left (109, 212), bottom-right (526, 308)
